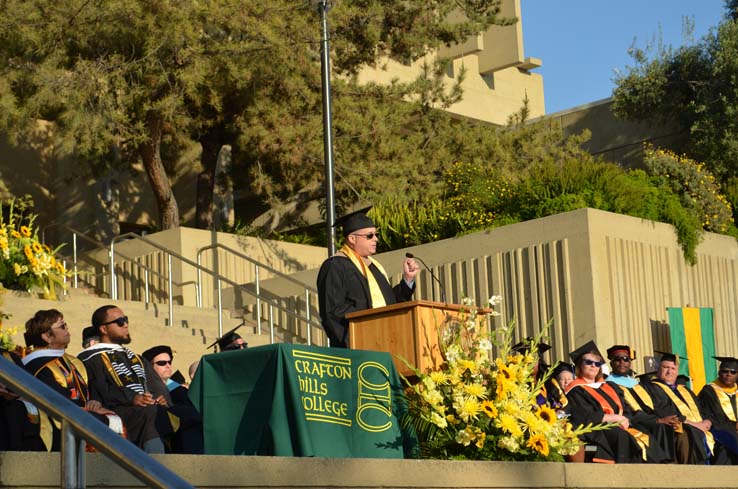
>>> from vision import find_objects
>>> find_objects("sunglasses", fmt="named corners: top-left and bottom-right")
top-left (720, 369), bottom-right (738, 375)
top-left (351, 232), bottom-right (379, 240)
top-left (100, 316), bottom-right (129, 327)
top-left (51, 321), bottom-right (68, 331)
top-left (613, 356), bottom-right (631, 363)
top-left (583, 359), bottom-right (604, 367)
top-left (154, 360), bottom-right (172, 367)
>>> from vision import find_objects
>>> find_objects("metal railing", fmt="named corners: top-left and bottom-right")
top-left (196, 242), bottom-right (318, 342)
top-left (0, 359), bottom-right (193, 489)
top-left (109, 232), bottom-right (321, 344)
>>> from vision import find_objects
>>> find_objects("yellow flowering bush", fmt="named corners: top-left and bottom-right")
top-left (0, 199), bottom-right (67, 299)
top-left (403, 297), bottom-right (604, 461)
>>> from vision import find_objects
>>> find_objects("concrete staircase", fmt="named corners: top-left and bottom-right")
top-left (1, 288), bottom-right (273, 375)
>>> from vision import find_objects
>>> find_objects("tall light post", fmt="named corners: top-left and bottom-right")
top-left (316, 0), bottom-right (336, 256)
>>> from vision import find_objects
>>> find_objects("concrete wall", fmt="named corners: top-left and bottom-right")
top-left (2, 452), bottom-right (738, 488)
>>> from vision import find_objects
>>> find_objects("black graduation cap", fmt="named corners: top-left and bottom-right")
top-left (512, 337), bottom-right (551, 356)
top-left (333, 206), bottom-right (374, 237)
top-left (714, 356), bottom-right (738, 370)
top-left (142, 345), bottom-right (173, 363)
top-left (82, 326), bottom-right (100, 344)
top-left (654, 350), bottom-right (687, 365)
top-left (569, 340), bottom-right (602, 363)
top-left (207, 322), bottom-right (246, 352)
top-left (551, 362), bottom-right (575, 377)
top-left (170, 370), bottom-right (186, 385)
top-left (606, 345), bottom-right (636, 360)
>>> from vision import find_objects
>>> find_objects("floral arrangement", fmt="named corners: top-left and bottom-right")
top-left (0, 198), bottom-right (67, 299)
top-left (0, 287), bottom-right (17, 351)
top-left (403, 296), bottom-right (604, 462)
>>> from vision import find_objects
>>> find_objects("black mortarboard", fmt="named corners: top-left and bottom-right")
top-left (207, 322), bottom-right (246, 352)
top-left (606, 345), bottom-right (636, 360)
top-left (655, 350), bottom-right (686, 365)
top-left (714, 356), bottom-right (738, 370)
top-left (512, 337), bottom-right (551, 356)
top-left (170, 370), bottom-right (186, 385)
top-left (552, 362), bottom-right (575, 377)
top-left (82, 326), bottom-right (99, 343)
top-left (569, 340), bottom-right (602, 363)
top-left (142, 345), bottom-right (173, 363)
top-left (333, 206), bottom-right (374, 237)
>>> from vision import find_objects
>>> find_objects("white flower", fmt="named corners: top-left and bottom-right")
top-left (430, 412), bottom-right (448, 429)
top-left (455, 427), bottom-right (474, 446)
top-left (498, 435), bottom-right (521, 453)
top-left (478, 339), bottom-right (493, 351)
top-left (445, 344), bottom-right (462, 363)
top-left (489, 310), bottom-right (501, 317)
top-left (461, 297), bottom-right (473, 306)
top-left (488, 295), bottom-right (503, 306)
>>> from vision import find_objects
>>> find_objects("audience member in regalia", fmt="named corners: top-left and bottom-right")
top-left (546, 362), bottom-right (574, 412)
top-left (645, 352), bottom-right (714, 464)
top-left (142, 345), bottom-right (203, 454)
top-left (698, 356), bottom-right (738, 465)
top-left (0, 346), bottom-right (44, 451)
top-left (606, 345), bottom-right (639, 388)
top-left (21, 309), bottom-right (122, 450)
top-left (564, 341), bottom-right (646, 463)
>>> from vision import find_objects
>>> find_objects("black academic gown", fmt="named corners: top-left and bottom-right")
top-left (23, 351), bottom-right (109, 451)
top-left (645, 379), bottom-right (711, 464)
top-left (78, 345), bottom-right (171, 449)
top-left (0, 349), bottom-right (44, 451)
top-left (607, 381), bottom-right (675, 463)
top-left (698, 383), bottom-right (738, 465)
top-left (565, 380), bottom-right (644, 463)
top-left (317, 255), bottom-right (414, 348)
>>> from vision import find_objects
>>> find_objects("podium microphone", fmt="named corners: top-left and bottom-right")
top-left (405, 252), bottom-right (446, 303)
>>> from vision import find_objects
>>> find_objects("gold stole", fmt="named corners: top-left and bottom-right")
top-left (653, 382), bottom-right (715, 453)
top-left (339, 244), bottom-right (390, 308)
top-left (707, 383), bottom-right (737, 422)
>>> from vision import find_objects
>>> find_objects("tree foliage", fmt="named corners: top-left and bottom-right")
top-left (0, 0), bottom-right (512, 230)
top-left (612, 4), bottom-right (738, 187)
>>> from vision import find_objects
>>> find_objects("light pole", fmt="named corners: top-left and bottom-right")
top-left (315, 0), bottom-right (336, 256)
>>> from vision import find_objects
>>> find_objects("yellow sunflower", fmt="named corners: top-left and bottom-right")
top-left (20, 226), bottom-right (31, 237)
top-left (481, 400), bottom-right (498, 419)
top-left (527, 433), bottom-right (550, 457)
top-left (32, 242), bottom-right (43, 254)
top-left (11, 230), bottom-right (21, 239)
top-left (536, 405), bottom-right (558, 425)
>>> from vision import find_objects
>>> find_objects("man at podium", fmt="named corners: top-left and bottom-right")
top-left (317, 207), bottom-right (419, 348)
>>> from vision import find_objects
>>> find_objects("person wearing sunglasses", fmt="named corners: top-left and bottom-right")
top-left (142, 345), bottom-right (204, 454)
top-left (606, 345), bottom-right (639, 388)
top-left (78, 305), bottom-right (172, 454)
top-left (317, 207), bottom-right (419, 348)
top-left (644, 352), bottom-right (714, 465)
top-left (21, 309), bottom-right (121, 451)
top-left (697, 356), bottom-right (738, 465)
top-left (563, 340), bottom-right (645, 464)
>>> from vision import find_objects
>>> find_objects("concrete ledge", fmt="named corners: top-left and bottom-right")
top-left (2, 452), bottom-right (738, 488)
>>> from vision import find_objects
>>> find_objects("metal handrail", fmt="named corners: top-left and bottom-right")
top-left (0, 359), bottom-right (193, 489)
top-left (111, 232), bottom-right (321, 343)
top-left (41, 223), bottom-right (198, 307)
top-left (196, 242), bottom-right (318, 342)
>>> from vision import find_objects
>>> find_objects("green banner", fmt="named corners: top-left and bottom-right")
top-left (189, 343), bottom-right (416, 458)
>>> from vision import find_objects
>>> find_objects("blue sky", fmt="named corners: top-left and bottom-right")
top-left (520, 1), bottom-right (727, 114)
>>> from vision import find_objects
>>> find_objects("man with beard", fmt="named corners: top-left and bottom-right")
top-left (78, 305), bottom-right (170, 453)
top-left (698, 356), bottom-right (738, 464)
top-left (22, 309), bottom-right (121, 450)
top-left (645, 352), bottom-right (714, 464)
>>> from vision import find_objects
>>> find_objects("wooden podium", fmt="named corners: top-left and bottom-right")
top-left (347, 300), bottom-right (467, 377)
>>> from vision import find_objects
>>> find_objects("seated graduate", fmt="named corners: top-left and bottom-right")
top-left (645, 352), bottom-right (714, 464)
top-left (564, 341), bottom-right (646, 464)
top-left (546, 363), bottom-right (574, 413)
top-left (142, 345), bottom-right (203, 454)
top-left (697, 356), bottom-right (738, 465)
top-left (21, 309), bottom-right (122, 451)
top-left (316, 207), bottom-right (419, 348)
top-left (0, 346), bottom-right (45, 451)
top-left (606, 345), bottom-right (639, 388)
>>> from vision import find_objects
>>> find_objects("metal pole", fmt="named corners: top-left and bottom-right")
top-left (317, 0), bottom-right (336, 256)
top-left (109, 241), bottom-right (117, 299)
top-left (196, 255), bottom-right (203, 308)
top-left (61, 421), bottom-right (83, 488)
top-left (217, 275), bottom-right (223, 339)
top-left (72, 233), bottom-right (78, 289)
top-left (255, 265), bottom-right (262, 335)
top-left (167, 254), bottom-right (173, 327)
top-left (305, 289), bottom-right (312, 346)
